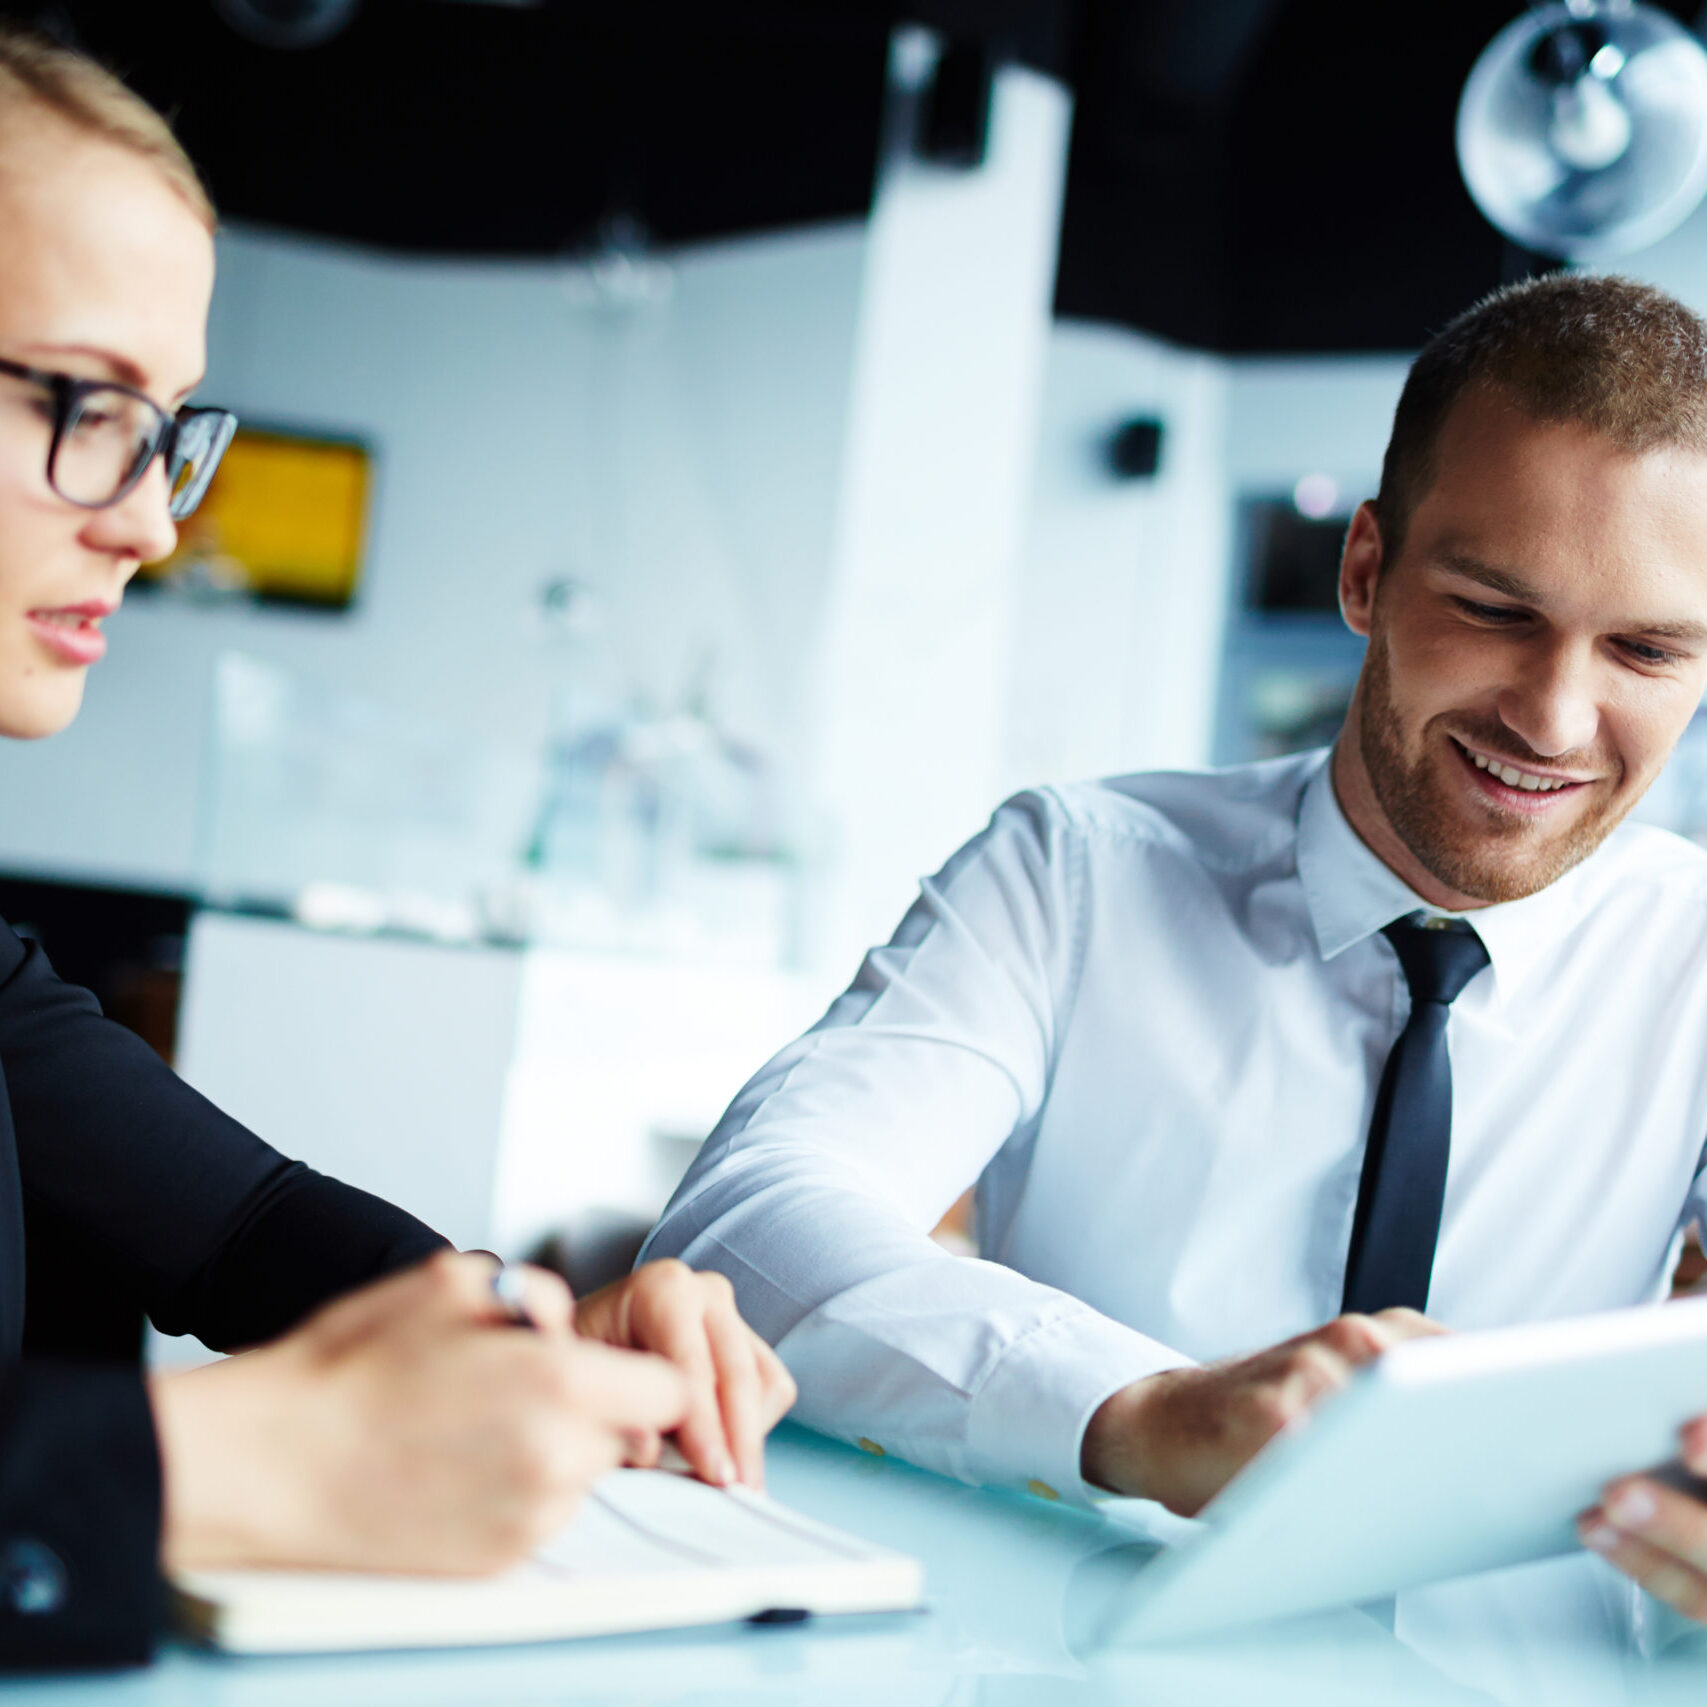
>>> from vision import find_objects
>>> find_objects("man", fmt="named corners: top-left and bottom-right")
top-left (0, 26), bottom-right (792, 1668)
top-left (645, 272), bottom-right (1707, 1623)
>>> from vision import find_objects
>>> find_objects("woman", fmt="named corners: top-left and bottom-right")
top-left (0, 27), bottom-right (792, 1670)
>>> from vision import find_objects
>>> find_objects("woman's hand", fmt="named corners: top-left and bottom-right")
top-left (150, 1252), bottom-right (685, 1576)
top-left (573, 1260), bottom-right (796, 1489)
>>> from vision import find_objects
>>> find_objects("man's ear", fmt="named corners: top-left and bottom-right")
top-left (1339, 502), bottom-right (1385, 639)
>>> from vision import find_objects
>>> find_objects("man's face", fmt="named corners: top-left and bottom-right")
top-left (1336, 385), bottom-right (1707, 908)
top-left (0, 118), bottom-right (213, 738)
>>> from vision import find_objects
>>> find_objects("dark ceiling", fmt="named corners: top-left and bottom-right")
top-left (8, 1), bottom-right (1705, 354)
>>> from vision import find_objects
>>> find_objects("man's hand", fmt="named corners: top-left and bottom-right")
top-left (1082, 1309), bottom-right (1447, 1515)
top-left (1580, 1418), bottom-right (1707, 1621)
top-left (573, 1260), bottom-right (796, 1489)
top-left (151, 1252), bottom-right (686, 1576)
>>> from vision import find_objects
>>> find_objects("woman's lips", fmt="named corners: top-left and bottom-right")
top-left (26, 603), bottom-right (112, 667)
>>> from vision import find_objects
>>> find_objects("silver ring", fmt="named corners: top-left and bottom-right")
top-left (491, 1263), bottom-right (534, 1326)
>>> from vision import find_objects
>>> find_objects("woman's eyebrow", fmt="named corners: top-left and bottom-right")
top-left (17, 341), bottom-right (148, 388)
top-left (15, 342), bottom-right (203, 403)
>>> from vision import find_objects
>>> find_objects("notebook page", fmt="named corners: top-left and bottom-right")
top-left (536, 1471), bottom-right (873, 1575)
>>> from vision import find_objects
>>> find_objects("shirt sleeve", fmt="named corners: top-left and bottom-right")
top-left (641, 792), bottom-right (1194, 1506)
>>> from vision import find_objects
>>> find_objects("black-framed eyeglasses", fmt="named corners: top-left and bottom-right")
top-left (0, 355), bottom-right (237, 521)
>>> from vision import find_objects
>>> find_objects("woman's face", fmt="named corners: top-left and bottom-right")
top-left (0, 117), bottom-right (213, 738)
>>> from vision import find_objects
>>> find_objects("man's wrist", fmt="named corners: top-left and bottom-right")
top-left (1080, 1368), bottom-right (1181, 1499)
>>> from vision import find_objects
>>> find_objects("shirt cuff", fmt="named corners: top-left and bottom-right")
top-left (962, 1303), bottom-right (1196, 1508)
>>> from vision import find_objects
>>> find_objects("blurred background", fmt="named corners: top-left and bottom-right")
top-left (6, 0), bottom-right (1707, 1294)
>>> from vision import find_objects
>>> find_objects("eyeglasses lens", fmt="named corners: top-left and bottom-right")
top-left (167, 411), bottom-right (237, 520)
top-left (51, 386), bottom-right (159, 510)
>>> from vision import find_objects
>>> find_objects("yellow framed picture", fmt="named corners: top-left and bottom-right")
top-left (143, 426), bottom-right (373, 609)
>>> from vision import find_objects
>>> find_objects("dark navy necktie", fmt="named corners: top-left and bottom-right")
top-left (1341, 916), bottom-right (1490, 1316)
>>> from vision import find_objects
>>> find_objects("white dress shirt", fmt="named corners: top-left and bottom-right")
top-left (642, 748), bottom-right (1707, 1507)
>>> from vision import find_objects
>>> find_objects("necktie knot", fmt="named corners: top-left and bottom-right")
top-left (1381, 916), bottom-right (1489, 1009)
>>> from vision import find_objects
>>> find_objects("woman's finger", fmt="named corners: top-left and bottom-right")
top-left (558, 1336), bottom-right (688, 1436)
top-left (621, 1428), bottom-right (663, 1470)
top-left (753, 1339), bottom-right (797, 1431)
top-left (489, 1262), bottom-right (575, 1336)
top-left (704, 1301), bottom-right (769, 1489)
top-left (635, 1284), bottom-right (737, 1487)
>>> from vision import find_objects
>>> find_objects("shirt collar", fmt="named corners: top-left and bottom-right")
top-left (1295, 747), bottom-right (1593, 999)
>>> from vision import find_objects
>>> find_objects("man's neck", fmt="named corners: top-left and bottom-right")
top-left (1328, 730), bottom-right (1492, 913)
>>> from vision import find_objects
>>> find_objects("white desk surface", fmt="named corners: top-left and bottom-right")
top-left (14, 1422), bottom-right (1707, 1707)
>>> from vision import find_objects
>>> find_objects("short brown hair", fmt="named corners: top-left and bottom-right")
top-left (1375, 273), bottom-right (1707, 559)
top-left (0, 23), bottom-right (213, 230)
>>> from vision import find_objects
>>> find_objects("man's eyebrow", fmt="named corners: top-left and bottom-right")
top-left (1435, 549), bottom-right (1707, 643)
top-left (1434, 551), bottom-right (1541, 602)
top-left (1624, 617), bottom-right (1707, 643)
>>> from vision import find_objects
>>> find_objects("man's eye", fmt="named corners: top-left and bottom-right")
top-left (1453, 597), bottom-right (1522, 623)
top-left (1620, 640), bottom-right (1680, 668)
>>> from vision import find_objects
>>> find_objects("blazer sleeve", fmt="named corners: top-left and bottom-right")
top-left (0, 1362), bottom-right (161, 1670)
top-left (0, 923), bottom-right (450, 1668)
top-left (0, 925), bottom-right (448, 1346)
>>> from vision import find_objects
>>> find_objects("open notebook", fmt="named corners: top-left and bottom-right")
top-left (172, 1467), bottom-right (924, 1654)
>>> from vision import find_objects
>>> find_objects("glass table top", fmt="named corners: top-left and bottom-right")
top-left (15, 1421), bottom-right (1707, 1707)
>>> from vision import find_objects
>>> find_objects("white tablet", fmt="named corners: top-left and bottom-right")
top-left (1110, 1295), bottom-right (1707, 1644)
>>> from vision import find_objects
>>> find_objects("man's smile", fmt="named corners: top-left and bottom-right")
top-left (1446, 735), bottom-right (1596, 813)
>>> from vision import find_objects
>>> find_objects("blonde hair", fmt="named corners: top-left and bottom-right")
top-left (0, 24), bottom-right (214, 230)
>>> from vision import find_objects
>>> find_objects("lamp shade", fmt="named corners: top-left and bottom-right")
top-left (1456, 1), bottom-right (1707, 259)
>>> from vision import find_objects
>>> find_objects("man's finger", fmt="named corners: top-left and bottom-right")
top-left (1316, 1315), bottom-right (1391, 1363)
top-left (1369, 1306), bottom-right (1450, 1342)
top-left (1682, 1416), bottom-right (1707, 1476)
top-left (1273, 1343), bottom-right (1353, 1426)
top-left (1581, 1505), bottom-right (1707, 1624)
top-left (1598, 1477), bottom-right (1707, 1574)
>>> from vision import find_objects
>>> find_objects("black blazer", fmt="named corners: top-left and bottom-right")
top-left (0, 921), bottom-right (446, 1670)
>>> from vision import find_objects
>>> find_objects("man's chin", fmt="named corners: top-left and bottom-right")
top-left (1407, 805), bottom-right (1617, 904)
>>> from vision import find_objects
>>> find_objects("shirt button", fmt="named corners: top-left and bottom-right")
top-left (1027, 1479), bottom-right (1060, 1501)
top-left (2, 1539), bottom-right (67, 1616)
top-left (856, 1437), bottom-right (887, 1457)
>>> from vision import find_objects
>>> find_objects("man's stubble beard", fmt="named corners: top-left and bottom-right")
top-left (1356, 629), bottom-right (1625, 904)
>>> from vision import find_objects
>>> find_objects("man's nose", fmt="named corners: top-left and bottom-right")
top-left (81, 458), bottom-right (178, 569)
top-left (1496, 643), bottom-right (1601, 760)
